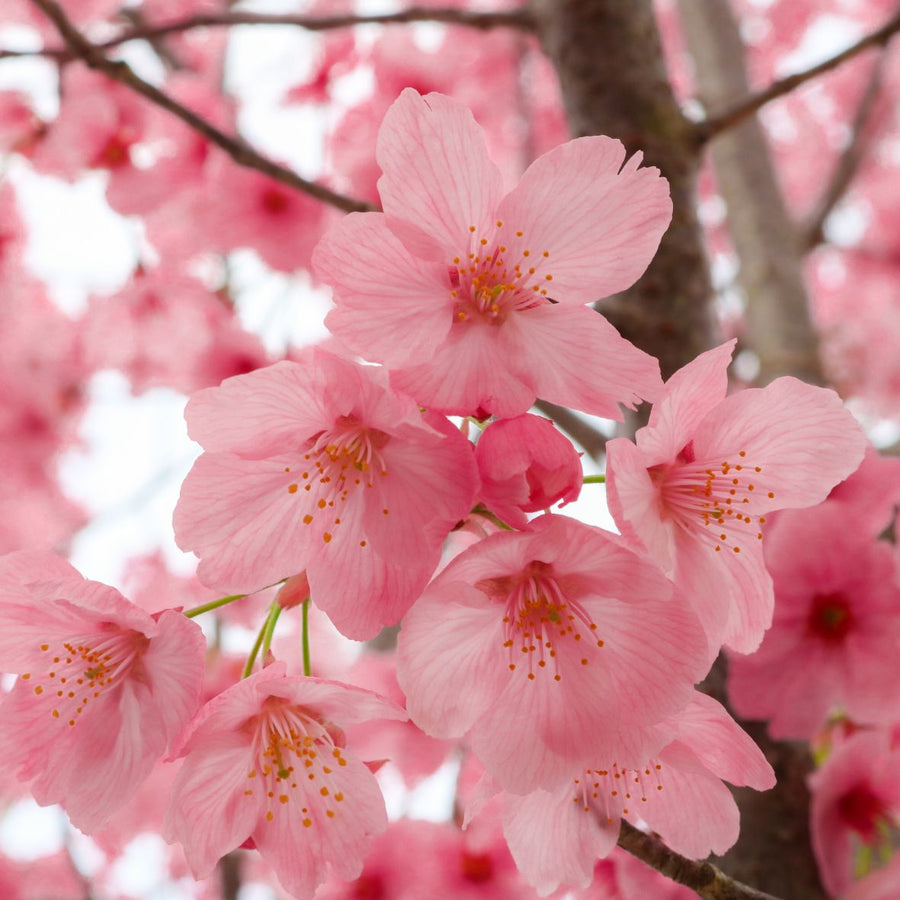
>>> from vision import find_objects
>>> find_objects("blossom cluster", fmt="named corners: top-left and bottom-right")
top-left (0, 87), bottom-right (883, 900)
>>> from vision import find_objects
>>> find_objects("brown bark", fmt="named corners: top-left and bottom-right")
top-left (533, 2), bottom-right (824, 897)
top-left (678, 0), bottom-right (824, 386)
top-left (530, 0), bottom-right (718, 384)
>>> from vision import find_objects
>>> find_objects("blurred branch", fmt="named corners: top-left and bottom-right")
top-left (96, 7), bottom-right (536, 47)
top-left (117, 7), bottom-right (187, 70)
top-left (1, 6), bottom-right (534, 60)
top-left (801, 50), bottom-right (888, 250)
top-left (679, 0), bottom-right (825, 387)
top-left (532, 0), bottom-right (718, 392)
top-left (218, 851), bottom-right (242, 900)
top-left (27, 0), bottom-right (376, 214)
top-left (697, 9), bottom-right (900, 143)
top-left (617, 822), bottom-right (783, 900)
top-left (534, 400), bottom-right (608, 462)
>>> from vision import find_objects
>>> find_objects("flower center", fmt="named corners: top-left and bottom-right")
top-left (449, 221), bottom-right (554, 326)
top-left (20, 625), bottom-right (148, 728)
top-left (652, 443), bottom-right (771, 554)
top-left (808, 592), bottom-right (854, 642)
top-left (573, 761), bottom-right (665, 823)
top-left (478, 560), bottom-right (603, 682)
top-left (285, 417), bottom-right (390, 546)
top-left (247, 701), bottom-right (349, 828)
top-left (838, 785), bottom-right (892, 842)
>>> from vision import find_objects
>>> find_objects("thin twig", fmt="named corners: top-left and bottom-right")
top-left (28, 0), bottom-right (375, 214)
top-left (96, 7), bottom-right (536, 47)
top-left (0, 6), bottom-right (534, 61)
top-left (617, 821), bottom-right (784, 900)
top-left (800, 50), bottom-right (889, 250)
top-left (697, 10), bottom-right (900, 143)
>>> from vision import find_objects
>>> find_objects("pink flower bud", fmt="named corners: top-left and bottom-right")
top-left (475, 414), bottom-right (581, 529)
top-left (275, 572), bottom-right (311, 610)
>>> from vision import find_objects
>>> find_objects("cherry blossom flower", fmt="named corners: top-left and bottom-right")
top-left (606, 339), bottom-right (867, 655)
top-left (314, 88), bottom-right (668, 419)
top-left (475, 413), bottom-right (582, 529)
top-left (396, 514), bottom-right (707, 795)
top-left (0, 551), bottom-right (206, 833)
top-left (164, 663), bottom-right (406, 900)
top-left (727, 502), bottom-right (900, 739)
top-left (809, 729), bottom-right (900, 897)
top-left (174, 350), bottom-right (479, 639)
top-left (499, 693), bottom-right (774, 895)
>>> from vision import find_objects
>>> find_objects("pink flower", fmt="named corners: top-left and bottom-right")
top-left (173, 350), bottom-right (478, 639)
top-left (475, 413), bottom-right (582, 529)
top-left (314, 89), bottom-right (668, 419)
top-left (499, 693), bottom-right (774, 895)
top-left (0, 551), bottom-right (206, 833)
top-left (396, 514), bottom-right (707, 795)
top-left (727, 502), bottom-right (900, 739)
top-left (809, 730), bottom-right (900, 897)
top-left (163, 663), bottom-right (406, 900)
top-left (606, 340), bottom-right (867, 655)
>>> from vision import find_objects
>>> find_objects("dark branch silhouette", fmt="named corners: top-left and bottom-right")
top-left (617, 821), bottom-right (785, 900)
top-left (697, 10), bottom-right (900, 143)
top-left (801, 50), bottom-right (889, 250)
top-left (27, 0), bottom-right (376, 215)
top-left (1, 6), bottom-right (533, 60)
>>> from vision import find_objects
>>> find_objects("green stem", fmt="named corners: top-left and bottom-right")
top-left (261, 603), bottom-right (282, 660)
top-left (583, 474), bottom-right (606, 484)
top-left (183, 592), bottom-right (247, 618)
top-left (301, 599), bottom-right (312, 676)
top-left (183, 577), bottom-right (288, 619)
top-left (470, 503), bottom-right (514, 531)
top-left (242, 602), bottom-right (280, 679)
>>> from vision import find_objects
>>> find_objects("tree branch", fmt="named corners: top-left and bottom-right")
top-left (680, 0), bottom-right (825, 388)
top-left (27, 0), bottom-right (375, 215)
top-left (1, 6), bottom-right (534, 61)
top-left (95, 7), bottom-right (535, 48)
top-left (801, 50), bottom-right (889, 250)
top-left (617, 822), bottom-right (784, 900)
top-left (697, 9), bottom-right (900, 143)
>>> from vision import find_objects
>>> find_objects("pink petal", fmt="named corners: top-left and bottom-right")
top-left (269, 676), bottom-right (408, 728)
top-left (375, 89), bottom-right (503, 260)
top-left (184, 360), bottom-right (330, 455)
top-left (307, 507), bottom-right (436, 640)
top-left (640, 742), bottom-right (741, 858)
top-left (0, 551), bottom-right (81, 590)
top-left (640, 340), bottom-right (736, 462)
top-left (674, 693), bottom-right (774, 790)
top-left (503, 786), bottom-right (619, 895)
top-left (692, 377), bottom-right (866, 511)
top-left (503, 303), bottom-right (662, 417)
top-left (495, 136), bottom-right (672, 303)
top-left (397, 582), bottom-right (504, 738)
top-left (254, 751), bottom-right (388, 899)
top-left (141, 610), bottom-right (206, 751)
top-left (673, 527), bottom-right (773, 656)
top-left (390, 321), bottom-right (536, 417)
top-left (175, 452), bottom-right (315, 594)
top-left (164, 732), bottom-right (261, 878)
top-left (316, 213), bottom-right (452, 367)
top-left (605, 437), bottom-right (676, 568)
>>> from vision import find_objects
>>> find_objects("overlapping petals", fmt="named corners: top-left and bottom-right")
top-left (174, 351), bottom-right (478, 639)
top-left (0, 551), bottom-right (205, 833)
top-left (315, 88), bottom-right (668, 418)
top-left (397, 515), bottom-right (707, 794)
top-left (606, 340), bottom-right (867, 655)
top-left (164, 664), bottom-right (406, 900)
